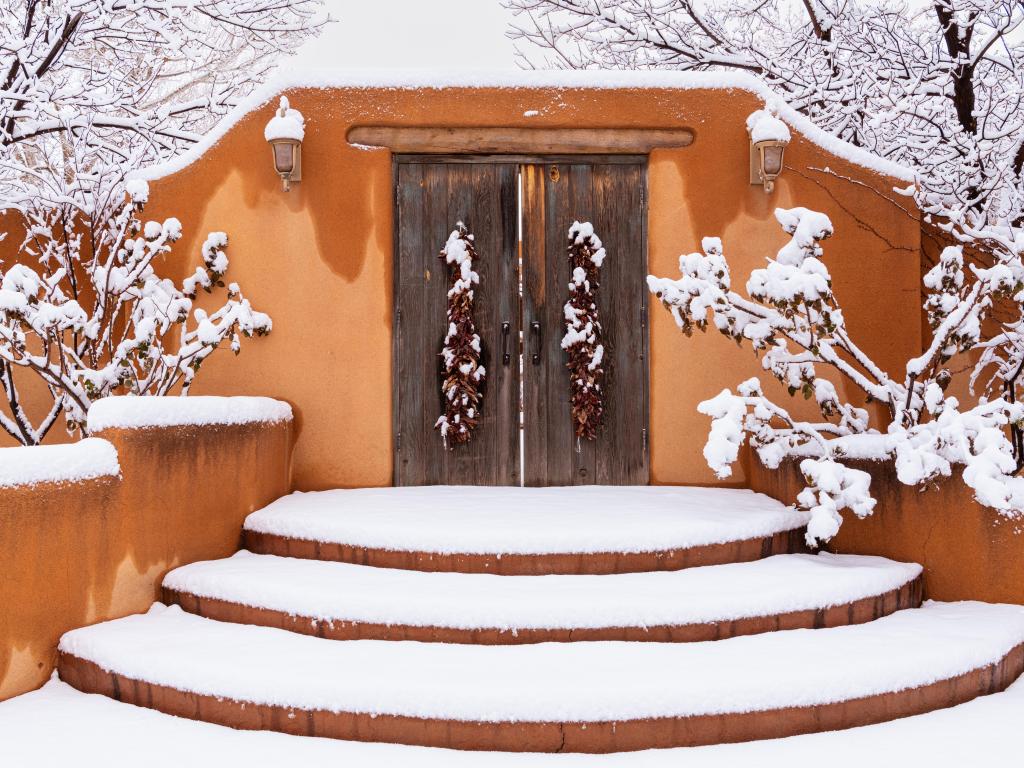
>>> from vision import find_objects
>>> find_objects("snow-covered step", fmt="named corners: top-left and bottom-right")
top-left (242, 486), bottom-right (810, 574)
top-left (162, 552), bottom-right (923, 643)
top-left (58, 602), bottom-right (1024, 752)
top-left (8, 674), bottom-right (1024, 766)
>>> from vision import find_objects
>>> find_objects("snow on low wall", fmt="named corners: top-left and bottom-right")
top-left (748, 456), bottom-right (1024, 606)
top-left (0, 398), bottom-right (294, 701)
top-left (0, 439), bottom-right (120, 488)
top-left (87, 395), bottom-right (293, 432)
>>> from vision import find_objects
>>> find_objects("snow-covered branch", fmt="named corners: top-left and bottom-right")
top-left (0, 182), bottom-right (270, 444)
top-left (506, 0), bottom-right (1024, 415)
top-left (650, 205), bottom-right (1024, 544)
top-left (0, 0), bottom-right (326, 213)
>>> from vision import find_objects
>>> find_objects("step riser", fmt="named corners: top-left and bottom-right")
top-left (161, 577), bottom-right (923, 644)
top-left (242, 528), bottom-right (807, 575)
top-left (58, 642), bottom-right (1024, 753)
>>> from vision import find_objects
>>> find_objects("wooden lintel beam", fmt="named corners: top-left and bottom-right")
top-left (346, 126), bottom-right (694, 154)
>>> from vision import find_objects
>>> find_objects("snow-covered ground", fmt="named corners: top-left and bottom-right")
top-left (243, 485), bottom-right (809, 554)
top-left (2, 673), bottom-right (1022, 767)
top-left (58, 602), bottom-right (1024, 722)
top-left (164, 551), bottom-right (920, 631)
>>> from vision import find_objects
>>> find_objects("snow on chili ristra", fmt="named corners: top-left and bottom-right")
top-left (242, 485), bottom-right (810, 555)
top-left (86, 396), bottom-right (292, 432)
top-left (57, 601), bottom-right (1024, 722)
top-left (163, 551), bottom-right (921, 632)
top-left (0, 438), bottom-right (120, 488)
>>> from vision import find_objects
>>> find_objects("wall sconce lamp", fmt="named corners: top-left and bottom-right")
top-left (747, 110), bottom-right (790, 193)
top-left (264, 96), bottom-right (305, 192)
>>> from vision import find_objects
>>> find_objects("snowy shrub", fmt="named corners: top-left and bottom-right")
top-left (0, 182), bottom-right (270, 445)
top-left (649, 207), bottom-right (1024, 545)
top-left (435, 224), bottom-right (486, 448)
top-left (562, 221), bottom-right (607, 440)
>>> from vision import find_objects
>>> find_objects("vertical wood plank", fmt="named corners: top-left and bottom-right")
top-left (394, 162), bottom-right (425, 486)
top-left (521, 163), bottom-right (548, 487)
top-left (593, 162), bottom-right (648, 484)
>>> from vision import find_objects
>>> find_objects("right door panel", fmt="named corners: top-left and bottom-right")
top-left (521, 159), bottom-right (650, 486)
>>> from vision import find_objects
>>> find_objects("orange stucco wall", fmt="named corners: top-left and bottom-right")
top-left (0, 420), bottom-right (292, 700)
top-left (2, 85), bottom-right (922, 489)
top-left (748, 456), bottom-right (1024, 604)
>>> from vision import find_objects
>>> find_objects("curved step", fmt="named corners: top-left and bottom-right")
top-left (242, 486), bottom-right (810, 574)
top-left (58, 602), bottom-right (1024, 752)
top-left (162, 552), bottom-right (923, 643)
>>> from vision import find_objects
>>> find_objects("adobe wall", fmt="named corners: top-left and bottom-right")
top-left (0, 419), bottom-right (293, 701)
top-left (748, 456), bottom-right (1024, 604)
top-left (2, 82), bottom-right (922, 488)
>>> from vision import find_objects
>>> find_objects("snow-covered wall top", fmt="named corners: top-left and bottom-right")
top-left (87, 396), bottom-right (293, 432)
top-left (0, 438), bottom-right (120, 488)
top-left (133, 69), bottom-right (915, 183)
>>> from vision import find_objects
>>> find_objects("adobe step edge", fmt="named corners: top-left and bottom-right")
top-left (240, 485), bottom-right (812, 575)
top-left (160, 552), bottom-right (925, 644)
top-left (55, 602), bottom-right (1024, 753)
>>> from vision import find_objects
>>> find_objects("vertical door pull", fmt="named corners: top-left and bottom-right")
top-left (501, 321), bottom-right (511, 365)
top-left (531, 321), bottom-right (542, 365)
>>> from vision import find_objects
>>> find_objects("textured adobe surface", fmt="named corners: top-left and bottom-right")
top-left (0, 421), bottom-right (292, 701)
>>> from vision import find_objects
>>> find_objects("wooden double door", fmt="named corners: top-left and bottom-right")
top-left (393, 156), bottom-right (648, 486)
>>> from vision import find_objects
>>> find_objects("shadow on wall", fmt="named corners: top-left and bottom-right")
top-left (0, 420), bottom-right (293, 701)
top-left (234, 109), bottom-right (391, 285)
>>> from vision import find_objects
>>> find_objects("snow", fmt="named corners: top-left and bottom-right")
top-left (5, 672), bottom-right (1024, 767)
top-left (0, 669), bottom-right (1017, 767)
top-left (163, 551), bottom-right (920, 632)
top-left (242, 485), bottom-right (810, 555)
top-left (746, 110), bottom-right (791, 143)
top-left (263, 96), bottom-right (305, 141)
top-left (86, 396), bottom-right (292, 432)
top-left (124, 178), bottom-right (149, 203)
top-left (57, 601), bottom-right (1024, 722)
top-left (131, 70), bottom-right (915, 184)
top-left (0, 438), bottom-right (120, 488)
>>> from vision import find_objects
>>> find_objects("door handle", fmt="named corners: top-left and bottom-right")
top-left (501, 321), bottom-right (510, 365)
top-left (531, 321), bottom-right (542, 365)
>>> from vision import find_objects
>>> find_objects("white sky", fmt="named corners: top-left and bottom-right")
top-left (289, 0), bottom-right (519, 72)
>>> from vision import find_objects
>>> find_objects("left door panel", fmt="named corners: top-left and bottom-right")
top-left (393, 159), bottom-right (520, 486)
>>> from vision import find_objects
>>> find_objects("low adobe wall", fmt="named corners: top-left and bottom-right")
top-left (0, 403), bottom-right (293, 701)
top-left (748, 457), bottom-right (1024, 605)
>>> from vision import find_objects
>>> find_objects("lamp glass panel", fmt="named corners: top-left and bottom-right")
top-left (272, 142), bottom-right (294, 175)
top-left (762, 145), bottom-right (784, 176)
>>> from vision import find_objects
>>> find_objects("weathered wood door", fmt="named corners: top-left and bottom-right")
top-left (393, 156), bottom-right (648, 487)
top-left (393, 159), bottom-right (520, 485)
top-left (521, 159), bottom-right (649, 486)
